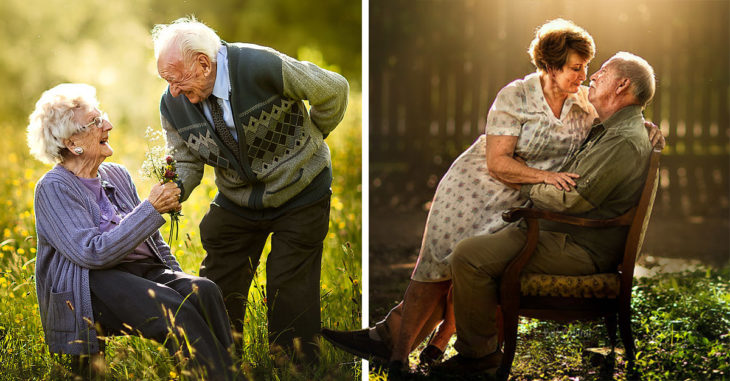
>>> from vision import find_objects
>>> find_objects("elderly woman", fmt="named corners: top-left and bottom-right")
top-left (323, 19), bottom-right (663, 371)
top-left (28, 84), bottom-right (233, 380)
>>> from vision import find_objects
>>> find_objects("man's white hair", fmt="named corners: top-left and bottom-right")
top-left (151, 16), bottom-right (222, 64)
top-left (610, 51), bottom-right (656, 108)
top-left (27, 84), bottom-right (99, 164)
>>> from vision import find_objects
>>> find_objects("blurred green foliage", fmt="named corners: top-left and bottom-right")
top-left (0, 0), bottom-right (360, 136)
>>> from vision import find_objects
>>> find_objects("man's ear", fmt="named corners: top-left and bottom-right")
top-left (615, 78), bottom-right (631, 96)
top-left (198, 53), bottom-right (213, 76)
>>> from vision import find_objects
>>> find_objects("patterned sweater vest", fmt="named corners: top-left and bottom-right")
top-left (160, 42), bottom-right (337, 210)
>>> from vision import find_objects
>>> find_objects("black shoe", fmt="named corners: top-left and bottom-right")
top-left (387, 360), bottom-right (409, 379)
top-left (320, 328), bottom-right (392, 363)
top-left (431, 350), bottom-right (503, 377)
top-left (418, 345), bottom-right (444, 367)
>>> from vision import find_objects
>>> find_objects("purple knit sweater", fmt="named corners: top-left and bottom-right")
top-left (33, 162), bottom-right (182, 354)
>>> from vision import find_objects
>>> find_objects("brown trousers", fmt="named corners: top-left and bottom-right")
top-left (450, 226), bottom-right (597, 358)
top-left (199, 195), bottom-right (330, 361)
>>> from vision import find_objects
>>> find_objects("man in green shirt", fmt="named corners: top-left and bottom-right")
top-left (436, 52), bottom-right (657, 375)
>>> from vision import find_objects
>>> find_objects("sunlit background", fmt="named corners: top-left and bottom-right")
top-left (368, 2), bottom-right (729, 377)
top-left (369, 0), bottom-right (729, 272)
top-left (0, 0), bottom-right (360, 134)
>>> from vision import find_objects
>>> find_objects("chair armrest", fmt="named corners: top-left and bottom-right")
top-left (499, 205), bottom-right (634, 306)
top-left (502, 207), bottom-right (635, 227)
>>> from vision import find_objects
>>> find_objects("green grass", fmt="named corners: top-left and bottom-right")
top-left (0, 93), bottom-right (362, 380)
top-left (368, 267), bottom-right (730, 380)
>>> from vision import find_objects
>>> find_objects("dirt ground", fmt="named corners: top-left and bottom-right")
top-left (368, 208), bottom-right (730, 323)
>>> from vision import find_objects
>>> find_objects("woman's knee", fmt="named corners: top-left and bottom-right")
top-left (190, 278), bottom-right (224, 301)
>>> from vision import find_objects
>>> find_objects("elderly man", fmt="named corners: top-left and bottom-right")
top-left (151, 17), bottom-right (349, 361)
top-left (435, 52), bottom-right (657, 375)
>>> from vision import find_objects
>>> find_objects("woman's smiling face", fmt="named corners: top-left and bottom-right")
top-left (71, 107), bottom-right (114, 161)
top-left (551, 51), bottom-right (590, 94)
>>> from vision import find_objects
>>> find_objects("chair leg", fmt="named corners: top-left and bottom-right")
top-left (618, 305), bottom-right (636, 362)
top-left (70, 354), bottom-right (90, 379)
top-left (496, 306), bottom-right (504, 349)
top-left (70, 351), bottom-right (106, 380)
top-left (605, 314), bottom-right (617, 350)
top-left (498, 309), bottom-right (519, 380)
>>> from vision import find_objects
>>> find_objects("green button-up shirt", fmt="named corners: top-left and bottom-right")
top-left (519, 105), bottom-right (652, 271)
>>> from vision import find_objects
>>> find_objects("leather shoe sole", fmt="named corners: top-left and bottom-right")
top-left (321, 328), bottom-right (392, 363)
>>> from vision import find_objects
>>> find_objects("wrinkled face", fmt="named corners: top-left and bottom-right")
top-left (588, 59), bottom-right (619, 111)
top-left (71, 107), bottom-right (114, 160)
top-left (551, 51), bottom-right (590, 94)
top-left (157, 48), bottom-right (215, 104)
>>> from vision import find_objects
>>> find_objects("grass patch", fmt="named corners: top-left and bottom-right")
top-left (368, 267), bottom-right (729, 380)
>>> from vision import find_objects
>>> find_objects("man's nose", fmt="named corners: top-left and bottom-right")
top-left (589, 72), bottom-right (598, 82)
top-left (170, 84), bottom-right (180, 97)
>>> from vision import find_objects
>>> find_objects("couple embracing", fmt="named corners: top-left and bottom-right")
top-left (323, 18), bottom-right (663, 378)
top-left (30, 17), bottom-right (348, 380)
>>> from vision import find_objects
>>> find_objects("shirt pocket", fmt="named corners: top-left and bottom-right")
top-left (47, 290), bottom-right (76, 332)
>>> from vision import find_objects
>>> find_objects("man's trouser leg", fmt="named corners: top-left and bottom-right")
top-left (267, 195), bottom-right (331, 362)
top-left (199, 204), bottom-right (269, 350)
top-left (450, 226), bottom-right (598, 358)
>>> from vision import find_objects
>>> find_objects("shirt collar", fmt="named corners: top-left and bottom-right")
top-left (211, 45), bottom-right (230, 101)
top-left (601, 104), bottom-right (644, 130)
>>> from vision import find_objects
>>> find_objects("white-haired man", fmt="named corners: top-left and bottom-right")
top-left (151, 16), bottom-right (349, 362)
top-left (434, 52), bottom-right (657, 376)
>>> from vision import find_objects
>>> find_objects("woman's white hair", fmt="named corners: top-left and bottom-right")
top-left (151, 16), bottom-right (222, 64)
top-left (27, 83), bottom-right (99, 164)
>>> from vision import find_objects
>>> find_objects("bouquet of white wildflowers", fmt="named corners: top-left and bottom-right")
top-left (141, 127), bottom-right (182, 244)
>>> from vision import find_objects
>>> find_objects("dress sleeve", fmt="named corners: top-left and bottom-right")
top-left (485, 80), bottom-right (526, 136)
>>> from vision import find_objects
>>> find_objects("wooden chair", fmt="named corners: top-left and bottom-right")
top-left (496, 149), bottom-right (661, 378)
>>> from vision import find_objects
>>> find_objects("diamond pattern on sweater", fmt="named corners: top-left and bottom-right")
top-left (244, 99), bottom-right (305, 173)
top-left (185, 130), bottom-right (230, 169)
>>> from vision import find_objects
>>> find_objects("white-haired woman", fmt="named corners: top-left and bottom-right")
top-left (29, 83), bottom-right (233, 380)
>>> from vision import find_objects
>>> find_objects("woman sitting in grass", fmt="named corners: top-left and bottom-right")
top-left (28, 83), bottom-right (233, 380)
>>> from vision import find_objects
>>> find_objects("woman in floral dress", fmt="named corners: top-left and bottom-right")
top-left (323, 18), bottom-right (658, 371)
top-left (387, 18), bottom-right (598, 366)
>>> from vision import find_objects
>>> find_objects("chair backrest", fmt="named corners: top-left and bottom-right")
top-left (618, 149), bottom-right (661, 290)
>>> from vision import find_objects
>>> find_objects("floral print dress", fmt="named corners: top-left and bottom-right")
top-left (412, 73), bottom-right (598, 282)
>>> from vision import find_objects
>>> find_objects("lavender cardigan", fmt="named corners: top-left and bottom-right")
top-left (33, 162), bottom-right (182, 354)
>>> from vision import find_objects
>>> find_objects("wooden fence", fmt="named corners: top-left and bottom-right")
top-left (369, 0), bottom-right (729, 221)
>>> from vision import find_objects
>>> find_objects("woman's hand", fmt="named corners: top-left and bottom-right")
top-left (542, 171), bottom-right (580, 191)
top-left (644, 121), bottom-right (666, 150)
top-left (148, 182), bottom-right (181, 214)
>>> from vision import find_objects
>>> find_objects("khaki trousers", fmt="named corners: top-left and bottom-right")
top-left (450, 226), bottom-right (598, 358)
